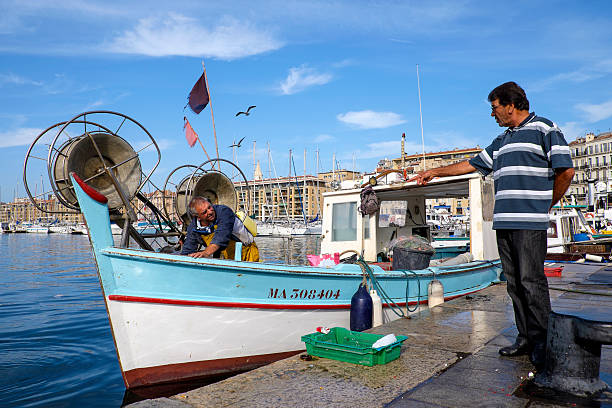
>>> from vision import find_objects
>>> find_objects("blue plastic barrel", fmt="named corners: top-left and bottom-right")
top-left (350, 283), bottom-right (373, 331)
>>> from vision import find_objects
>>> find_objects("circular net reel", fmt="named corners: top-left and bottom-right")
top-left (23, 111), bottom-right (160, 214)
top-left (162, 164), bottom-right (200, 227)
top-left (52, 131), bottom-right (142, 210)
top-left (182, 158), bottom-right (251, 222)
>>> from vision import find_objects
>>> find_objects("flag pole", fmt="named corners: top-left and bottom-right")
top-left (201, 60), bottom-right (220, 169)
top-left (197, 134), bottom-right (211, 161)
top-left (185, 117), bottom-right (211, 161)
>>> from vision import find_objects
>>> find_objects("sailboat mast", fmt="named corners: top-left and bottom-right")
top-left (267, 142), bottom-right (273, 221)
top-left (316, 148), bottom-right (320, 216)
top-left (288, 149), bottom-right (292, 222)
top-left (303, 149), bottom-right (307, 225)
top-left (252, 140), bottom-right (256, 215)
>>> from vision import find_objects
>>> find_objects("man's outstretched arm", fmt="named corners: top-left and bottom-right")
top-left (408, 160), bottom-right (477, 185)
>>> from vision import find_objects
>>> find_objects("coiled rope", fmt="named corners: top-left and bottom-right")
top-left (355, 257), bottom-right (421, 318)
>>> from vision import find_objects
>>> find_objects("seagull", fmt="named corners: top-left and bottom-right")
top-left (235, 105), bottom-right (256, 117)
top-left (229, 136), bottom-right (246, 148)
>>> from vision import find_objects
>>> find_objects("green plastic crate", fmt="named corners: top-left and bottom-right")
top-left (301, 327), bottom-right (408, 366)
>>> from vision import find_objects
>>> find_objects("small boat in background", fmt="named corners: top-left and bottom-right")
top-left (49, 225), bottom-right (74, 234)
top-left (71, 223), bottom-right (88, 235)
top-left (25, 223), bottom-right (50, 233)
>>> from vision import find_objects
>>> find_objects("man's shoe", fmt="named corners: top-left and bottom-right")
top-left (530, 342), bottom-right (546, 371)
top-left (499, 339), bottom-right (530, 357)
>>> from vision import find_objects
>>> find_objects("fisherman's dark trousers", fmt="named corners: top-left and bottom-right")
top-left (496, 229), bottom-right (550, 346)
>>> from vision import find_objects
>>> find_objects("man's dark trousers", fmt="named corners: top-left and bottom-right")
top-left (496, 229), bottom-right (550, 347)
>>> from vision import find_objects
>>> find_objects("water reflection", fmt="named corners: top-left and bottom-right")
top-left (122, 232), bottom-right (322, 265)
top-left (255, 235), bottom-right (322, 265)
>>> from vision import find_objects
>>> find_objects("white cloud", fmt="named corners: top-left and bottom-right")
top-left (0, 127), bottom-right (42, 148)
top-left (279, 66), bottom-right (332, 95)
top-left (576, 99), bottom-right (612, 123)
top-left (0, 73), bottom-right (43, 86)
top-left (331, 59), bottom-right (355, 68)
top-left (559, 121), bottom-right (587, 141)
top-left (313, 134), bottom-right (334, 143)
top-left (351, 140), bottom-right (401, 159)
top-left (533, 59), bottom-right (612, 92)
top-left (104, 13), bottom-right (283, 59)
top-left (337, 110), bottom-right (406, 129)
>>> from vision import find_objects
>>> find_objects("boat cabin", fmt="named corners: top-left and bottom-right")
top-left (320, 173), bottom-right (499, 263)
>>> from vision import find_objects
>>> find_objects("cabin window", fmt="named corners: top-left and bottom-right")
top-left (364, 215), bottom-right (370, 239)
top-left (332, 202), bottom-right (357, 241)
top-left (547, 221), bottom-right (558, 238)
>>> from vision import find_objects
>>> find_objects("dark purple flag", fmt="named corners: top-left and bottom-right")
top-left (188, 73), bottom-right (209, 114)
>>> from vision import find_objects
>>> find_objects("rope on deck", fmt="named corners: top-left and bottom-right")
top-left (356, 257), bottom-right (421, 317)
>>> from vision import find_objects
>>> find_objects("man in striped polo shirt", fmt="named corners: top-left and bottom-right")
top-left (410, 82), bottom-right (575, 370)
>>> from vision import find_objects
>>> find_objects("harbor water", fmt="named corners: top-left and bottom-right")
top-left (0, 233), bottom-right (321, 407)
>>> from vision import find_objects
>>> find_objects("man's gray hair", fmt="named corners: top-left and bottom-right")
top-left (188, 196), bottom-right (211, 215)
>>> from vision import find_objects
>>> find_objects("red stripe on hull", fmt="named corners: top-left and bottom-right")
top-left (108, 294), bottom-right (351, 309)
top-left (124, 350), bottom-right (302, 389)
top-left (108, 289), bottom-right (480, 309)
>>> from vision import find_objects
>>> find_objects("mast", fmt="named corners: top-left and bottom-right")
top-left (303, 148), bottom-right (307, 224)
top-left (252, 140), bottom-right (256, 215)
top-left (288, 149), bottom-right (292, 222)
top-left (417, 64), bottom-right (426, 171)
top-left (332, 152), bottom-right (336, 186)
top-left (315, 148), bottom-right (320, 216)
top-left (401, 133), bottom-right (406, 169)
top-left (267, 141), bottom-right (273, 222)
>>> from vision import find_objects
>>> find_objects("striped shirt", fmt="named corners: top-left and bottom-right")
top-left (469, 113), bottom-right (573, 230)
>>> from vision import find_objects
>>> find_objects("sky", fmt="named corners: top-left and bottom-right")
top-left (2, 0), bottom-right (612, 202)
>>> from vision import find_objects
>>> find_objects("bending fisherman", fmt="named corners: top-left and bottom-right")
top-left (181, 196), bottom-right (259, 261)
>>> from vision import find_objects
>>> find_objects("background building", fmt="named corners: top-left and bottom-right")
top-left (568, 131), bottom-right (612, 205)
top-left (237, 175), bottom-right (330, 222)
top-left (0, 196), bottom-right (84, 224)
top-left (388, 147), bottom-right (483, 217)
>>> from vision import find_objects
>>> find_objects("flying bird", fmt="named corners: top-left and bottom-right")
top-left (235, 105), bottom-right (256, 117)
top-left (229, 137), bottom-right (246, 148)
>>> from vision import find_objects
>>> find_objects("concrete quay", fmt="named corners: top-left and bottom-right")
top-left (128, 262), bottom-right (612, 408)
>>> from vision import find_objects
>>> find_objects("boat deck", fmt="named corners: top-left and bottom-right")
top-left (126, 262), bottom-right (612, 407)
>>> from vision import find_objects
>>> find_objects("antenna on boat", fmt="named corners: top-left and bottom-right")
top-left (416, 64), bottom-right (426, 171)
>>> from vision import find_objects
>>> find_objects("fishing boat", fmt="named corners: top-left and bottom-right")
top-left (23, 110), bottom-right (502, 390)
top-left (546, 204), bottom-right (612, 261)
top-left (68, 168), bottom-right (501, 389)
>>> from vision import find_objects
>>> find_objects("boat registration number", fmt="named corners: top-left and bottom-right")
top-left (268, 288), bottom-right (341, 300)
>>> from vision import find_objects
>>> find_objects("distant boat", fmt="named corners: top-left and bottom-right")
top-left (49, 225), bottom-right (75, 234)
top-left (71, 224), bottom-right (88, 235)
top-left (256, 221), bottom-right (321, 237)
top-left (25, 223), bottom-right (49, 234)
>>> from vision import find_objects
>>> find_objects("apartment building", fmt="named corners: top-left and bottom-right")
top-left (568, 131), bottom-right (612, 204)
top-left (0, 196), bottom-right (84, 224)
top-left (388, 147), bottom-right (483, 216)
top-left (237, 175), bottom-right (330, 221)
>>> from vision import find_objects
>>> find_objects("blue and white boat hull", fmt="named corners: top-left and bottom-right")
top-left (70, 173), bottom-right (501, 389)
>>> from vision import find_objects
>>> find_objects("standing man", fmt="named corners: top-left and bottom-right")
top-left (181, 196), bottom-right (259, 262)
top-left (410, 82), bottom-right (574, 370)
